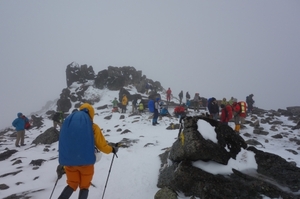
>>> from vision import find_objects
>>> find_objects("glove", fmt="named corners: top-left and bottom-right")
top-left (112, 146), bottom-right (119, 154)
top-left (56, 165), bottom-right (65, 179)
top-left (112, 143), bottom-right (119, 154)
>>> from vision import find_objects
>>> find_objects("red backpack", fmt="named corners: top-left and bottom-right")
top-left (23, 116), bottom-right (31, 130)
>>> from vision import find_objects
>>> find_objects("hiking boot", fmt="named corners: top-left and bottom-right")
top-left (78, 189), bottom-right (89, 199)
top-left (58, 185), bottom-right (73, 199)
top-left (21, 144), bottom-right (26, 146)
top-left (16, 145), bottom-right (20, 147)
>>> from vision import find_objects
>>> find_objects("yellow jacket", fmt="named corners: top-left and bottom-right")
top-left (79, 103), bottom-right (113, 154)
top-left (122, 95), bottom-right (128, 105)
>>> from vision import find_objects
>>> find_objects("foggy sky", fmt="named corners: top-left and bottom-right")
top-left (1, 1), bottom-right (300, 129)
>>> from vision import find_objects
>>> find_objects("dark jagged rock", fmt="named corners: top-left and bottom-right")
top-left (3, 188), bottom-right (45, 199)
top-left (0, 170), bottom-right (22, 178)
top-left (95, 66), bottom-right (145, 91)
top-left (247, 146), bottom-right (300, 192)
top-left (66, 62), bottom-right (95, 87)
top-left (29, 159), bottom-right (46, 166)
top-left (286, 106), bottom-right (300, 116)
top-left (57, 64), bottom-right (165, 112)
top-left (169, 116), bottom-right (246, 165)
top-left (157, 116), bottom-right (300, 199)
top-left (154, 187), bottom-right (177, 199)
top-left (0, 149), bottom-right (18, 161)
top-left (31, 127), bottom-right (59, 145)
top-left (0, 184), bottom-right (9, 190)
top-left (30, 115), bottom-right (43, 129)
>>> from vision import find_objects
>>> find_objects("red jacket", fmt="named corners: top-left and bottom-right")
top-left (220, 105), bottom-right (233, 123)
top-left (174, 106), bottom-right (185, 113)
top-left (233, 101), bottom-right (247, 118)
top-left (166, 88), bottom-right (172, 96)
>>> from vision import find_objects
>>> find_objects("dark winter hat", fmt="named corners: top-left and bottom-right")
top-left (212, 97), bottom-right (216, 101)
top-left (156, 97), bottom-right (160, 101)
top-left (17, 112), bottom-right (23, 117)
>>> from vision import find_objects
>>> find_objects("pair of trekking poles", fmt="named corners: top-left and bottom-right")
top-left (49, 153), bottom-right (118, 199)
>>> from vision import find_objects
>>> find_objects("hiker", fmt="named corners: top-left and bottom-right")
top-left (121, 94), bottom-right (128, 113)
top-left (52, 111), bottom-right (64, 129)
top-left (57, 103), bottom-right (118, 199)
top-left (221, 98), bottom-right (227, 106)
top-left (228, 97), bottom-right (237, 105)
top-left (208, 97), bottom-right (219, 120)
top-left (186, 91), bottom-right (191, 106)
top-left (138, 100), bottom-right (144, 113)
top-left (166, 87), bottom-right (172, 102)
top-left (220, 104), bottom-right (233, 125)
top-left (174, 104), bottom-right (186, 118)
top-left (132, 97), bottom-right (138, 113)
top-left (160, 106), bottom-right (170, 117)
top-left (178, 90), bottom-right (183, 104)
top-left (246, 94), bottom-right (255, 113)
top-left (12, 112), bottom-right (27, 147)
top-left (112, 97), bottom-right (119, 112)
top-left (193, 93), bottom-right (200, 112)
top-left (152, 98), bottom-right (160, 126)
top-left (232, 101), bottom-right (247, 133)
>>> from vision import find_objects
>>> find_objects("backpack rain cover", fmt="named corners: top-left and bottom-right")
top-left (59, 110), bottom-right (95, 166)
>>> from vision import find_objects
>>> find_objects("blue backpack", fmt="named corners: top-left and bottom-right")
top-left (148, 99), bottom-right (154, 113)
top-left (207, 98), bottom-right (213, 108)
top-left (59, 109), bottom-right (95, 166)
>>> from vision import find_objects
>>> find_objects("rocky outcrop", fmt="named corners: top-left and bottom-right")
top-left (56, 63), bottom-right (165, 113)
top-left (66, 62), bottom-right (95, 87)
top-left (31, 127), bottom-right (59, 145)
top-left (156, 116), bottom-right (300, 199)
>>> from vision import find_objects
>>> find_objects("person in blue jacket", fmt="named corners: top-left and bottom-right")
top-left (12, 112), bottom-right (27, 147)
top-left (160, 106), bottom-right (170, 116)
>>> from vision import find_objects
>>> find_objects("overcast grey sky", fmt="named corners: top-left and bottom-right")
top-left (1, 1), bottom-right (299, 129)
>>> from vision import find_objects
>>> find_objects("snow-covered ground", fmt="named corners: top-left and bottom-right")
top-left (1, 86), bottom-right (299, 199)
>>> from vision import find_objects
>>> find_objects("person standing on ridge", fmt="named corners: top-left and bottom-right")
top-left (52, 111), bottom-right (64, 129)
top-left (232, 101), bottom-right (247, 133)
top-left (112, 97), bottom-right (119, 112)
top-left (193, 93), bottom-right (200, 112)
top-left (178, 90), bottom-right (183, 104)
top-left (121, 94), bottom-right (128, 113)
top-left (152, 98), bottom-right (160, 126)
top-left (132, 97), bottom-right (138, 113)
top-left (57, 103), bottom-right (118, 199)
top-left (246, 94), bottom-right (255, 113)
top-left (166, 87), bottom-right (172, 103)
top-left (12, 112), bottom-right (27, 147)
top-left (208, 97), bottom-right (219, 120)
top-left (220, 103), bottom-right (233, 125)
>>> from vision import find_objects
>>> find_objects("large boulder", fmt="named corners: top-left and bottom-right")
top-left (31, 127), bottom-right (59, 145)
top-left (156, 116), bottom-right (300, 199)
top-left (169, 116), bottom-right (247, 164)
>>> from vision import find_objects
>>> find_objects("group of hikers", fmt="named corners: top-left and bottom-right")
top-left (12, 103), bottom-right (118, 199)
top-left (168, 89), bottom-right (255, 133)
top-left (108, 89), bottom-right (255, 131)
top-left (10, 87), bottom-right (255, 199)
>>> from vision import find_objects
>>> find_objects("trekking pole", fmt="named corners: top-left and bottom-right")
top-left (101, 153), bottom-right (117, 199)
top-left (49, 177), bottom-right (59, 199)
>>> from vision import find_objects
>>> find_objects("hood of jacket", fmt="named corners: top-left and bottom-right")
top-left (79, 103), bottom-right (95, 121)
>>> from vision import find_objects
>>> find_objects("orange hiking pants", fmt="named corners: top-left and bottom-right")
top-left (64, 165), bottom-right (94, 190)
